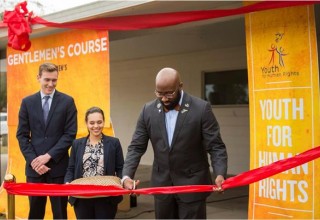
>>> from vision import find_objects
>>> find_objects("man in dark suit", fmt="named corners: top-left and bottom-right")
top-left (122, 67), bottom-right (228, 219)
top-left (16, 63), bottom-right (77, 219)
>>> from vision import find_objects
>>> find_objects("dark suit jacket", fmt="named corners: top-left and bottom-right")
top-left (123, 92), bottom-right (228, 203)
top-left (16, 90), bottom-right (77, 178)
top-left (64, 135), bottom-right (124, 205)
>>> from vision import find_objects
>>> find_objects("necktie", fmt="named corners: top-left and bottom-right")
top-left (43, 96), bottom-right (50, 124)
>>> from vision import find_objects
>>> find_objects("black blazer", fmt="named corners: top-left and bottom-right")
top-left (16, 90), bottom-right (77, 178)
top-left (123, 92), bottom-right (228, 202)
top-left (64, 134), bottom-right (124, 205)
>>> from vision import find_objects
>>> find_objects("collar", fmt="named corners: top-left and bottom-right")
top-left (163, 90), bottom-right (184, 112)
top-left (164, 104), bottom-right (180, 112)
top-left (40, 90), bottom-right (55, 99)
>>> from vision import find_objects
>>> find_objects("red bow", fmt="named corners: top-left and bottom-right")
top-left (3, 1), bottom-right (33, 51)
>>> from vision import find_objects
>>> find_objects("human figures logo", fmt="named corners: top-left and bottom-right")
top-left (261, 31), bottom-right (298, 79)
top-left (268, 32), bottom-right (288, 67)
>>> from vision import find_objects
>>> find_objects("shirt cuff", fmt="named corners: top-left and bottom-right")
top-left (121, 175), bottom-right (130, 185)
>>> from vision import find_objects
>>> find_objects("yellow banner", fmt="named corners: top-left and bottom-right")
top-left (0, 29), bottom-right (113, 219)
top-left (246, 5), bottom-right (320, 219)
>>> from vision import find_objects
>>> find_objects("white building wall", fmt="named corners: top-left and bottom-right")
top-left (110, 45), bottom-right (249, 175)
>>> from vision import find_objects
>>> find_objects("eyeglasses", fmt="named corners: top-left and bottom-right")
top-left (154, 90), bottom-right (177, 99)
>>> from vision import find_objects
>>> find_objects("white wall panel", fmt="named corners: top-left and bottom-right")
top-left (110, 46), bottom-right (249, 175)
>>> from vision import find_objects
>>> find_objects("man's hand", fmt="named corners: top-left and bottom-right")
top-left (31, 153), bottom-right (51, 170)
top-left (213, 175), bottom-right (225, 192)
top-left (123, 178), bottom-right (140, 190)
top-left (34, 164), bottom-right (51, 175)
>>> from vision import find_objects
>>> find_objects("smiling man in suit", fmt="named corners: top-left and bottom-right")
top-left (122, 67), bottom-right (228, 219)
top-left (16, 63), bottom-right (78, 219)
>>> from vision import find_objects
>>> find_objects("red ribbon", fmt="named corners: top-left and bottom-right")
top-left (0, 1), bottom-right (317, 51)
top-left (4, 146), bottom-right (320, 197)
top-left (2, 1), bottom-right (33, 51)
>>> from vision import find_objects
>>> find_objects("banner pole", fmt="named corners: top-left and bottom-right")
top-left (4, 174), bottom-right (15, 220)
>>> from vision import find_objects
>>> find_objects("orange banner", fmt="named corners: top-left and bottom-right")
top-left (246, 5), bottom-right (320, 219)
top-left (0, 29), bottom-right (112, 219)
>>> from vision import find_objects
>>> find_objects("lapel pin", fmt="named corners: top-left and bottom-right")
top-left (181, 109), bottom-right (188, 114)
top-left (157, 103), bottom-right (161, 108)
top-left (185, 103), bottom-right (189, 108)
top-left (159, 109), bottom-right (162, 113)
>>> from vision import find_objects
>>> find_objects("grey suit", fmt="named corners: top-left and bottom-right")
top-left (123, 92), bottom-right (227, 218)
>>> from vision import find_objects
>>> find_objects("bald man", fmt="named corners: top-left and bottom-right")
top-left (122, 67), bottom-right (228, 219)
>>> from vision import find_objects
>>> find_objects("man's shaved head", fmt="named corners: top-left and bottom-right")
top-left (155, 67), bottom-right (183, 110)
top-left (155, 67), bottom-right (181, 88)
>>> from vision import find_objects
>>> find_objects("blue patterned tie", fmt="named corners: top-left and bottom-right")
top-left (43, 96), bottom-right (50, 124)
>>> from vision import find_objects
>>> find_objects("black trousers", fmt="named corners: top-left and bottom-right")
top-left (73, 197), bottom-right (118, 219)
top-left (27, 175), bottom-right (68, 219)
top-left (154, 194), bottom-right (207, 219)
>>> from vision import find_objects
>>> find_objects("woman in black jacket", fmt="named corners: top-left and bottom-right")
top-left (64, 106), bottom-right (124, 219)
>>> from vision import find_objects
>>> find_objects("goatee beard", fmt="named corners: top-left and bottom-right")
top-left (161, 90), bottom-right (181, 110)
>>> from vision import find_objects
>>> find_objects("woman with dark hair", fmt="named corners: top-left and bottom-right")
top-left (65, 106), bottom-right (124, 219)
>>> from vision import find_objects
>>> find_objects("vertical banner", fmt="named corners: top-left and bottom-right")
top-left (246, 5), bottom-right (320, 219)
top-left (0, 29), bottom-right (113, 218)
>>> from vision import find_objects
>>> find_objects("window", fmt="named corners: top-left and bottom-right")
top-left (204, 69), bottom-right (248, 105)
top-left (0, 112), bottom-right (7, 136)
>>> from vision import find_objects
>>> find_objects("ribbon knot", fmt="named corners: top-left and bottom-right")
top-left (3, 1), bottom-right (33, 51)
